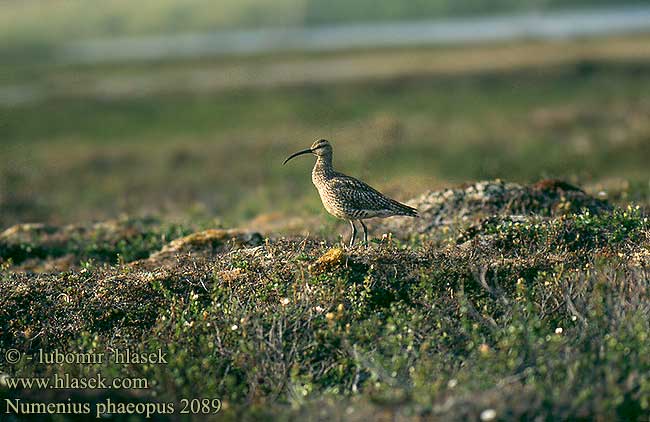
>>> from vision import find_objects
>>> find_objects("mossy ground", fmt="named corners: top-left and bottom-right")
top-left (1, 184), bottom-right (649, 420)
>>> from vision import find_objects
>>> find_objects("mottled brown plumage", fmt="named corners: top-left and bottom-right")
top-left (284, 139), bottom-right (418, 246)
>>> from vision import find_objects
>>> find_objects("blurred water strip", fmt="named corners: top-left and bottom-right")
top-left (60, 6), bottom-right (650, 64)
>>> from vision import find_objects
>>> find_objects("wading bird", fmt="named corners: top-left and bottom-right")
top-left (283, 139), bottom-right (418, 246)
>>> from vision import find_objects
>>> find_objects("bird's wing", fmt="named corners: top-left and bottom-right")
top-left (330, 174), bottom-right (418, 216)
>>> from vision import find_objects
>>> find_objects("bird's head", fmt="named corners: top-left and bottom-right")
top-left (283, 139), bottom-right (332, 165)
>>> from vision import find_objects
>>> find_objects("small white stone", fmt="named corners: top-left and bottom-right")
top-left (480, 409), bottom-right (497, 421)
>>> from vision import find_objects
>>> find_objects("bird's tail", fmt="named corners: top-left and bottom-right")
top-left (392, 200), bottom-right (419, 217)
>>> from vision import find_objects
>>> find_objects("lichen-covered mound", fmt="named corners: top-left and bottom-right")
top-left (377, 179), bottom-right (611, 238)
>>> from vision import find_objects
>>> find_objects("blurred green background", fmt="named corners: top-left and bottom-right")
top-left (2, 0), bottom-right (650, 230)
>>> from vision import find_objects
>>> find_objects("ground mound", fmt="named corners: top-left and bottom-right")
top-left (377, 179), bottom-right (610, 238)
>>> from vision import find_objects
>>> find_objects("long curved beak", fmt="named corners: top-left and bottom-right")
top-left (283, 148), bottom-right (313, 165)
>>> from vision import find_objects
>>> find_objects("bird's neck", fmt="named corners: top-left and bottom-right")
top-left (313, 155), bottom-right (334, 179)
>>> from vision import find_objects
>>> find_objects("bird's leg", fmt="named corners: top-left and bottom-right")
top-left (360, 220), bottom-right (368, 246)
top-left (349, 220), bottom-right (357, 247)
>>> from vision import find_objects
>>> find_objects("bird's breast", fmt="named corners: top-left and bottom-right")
top-left (311, 177), bottom-right (348, 219)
